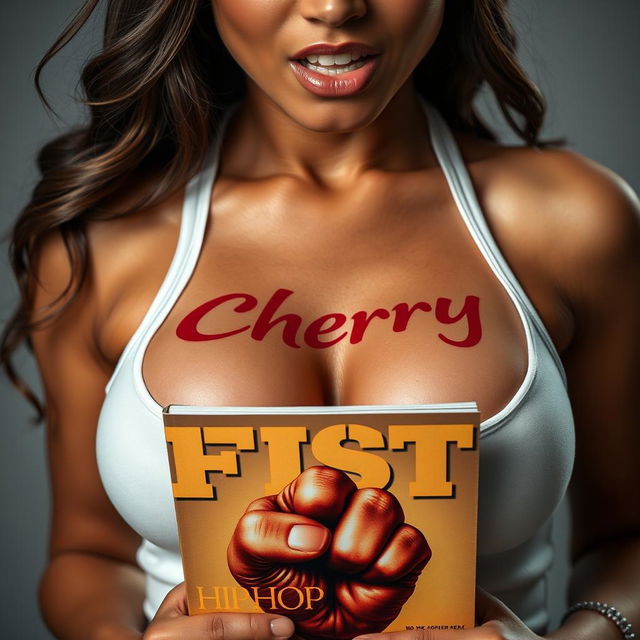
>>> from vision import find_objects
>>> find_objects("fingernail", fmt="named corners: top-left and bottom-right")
top-left (270, 617), bottom-right (295, 638)
top-left (287, 524), bottom-right (328, 551)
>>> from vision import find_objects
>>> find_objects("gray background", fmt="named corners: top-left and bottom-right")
top-left (1, 1), bottom-right (638, 638)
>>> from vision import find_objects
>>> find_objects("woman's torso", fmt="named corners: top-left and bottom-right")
top-left (95, 101), bottom-right (575, 632)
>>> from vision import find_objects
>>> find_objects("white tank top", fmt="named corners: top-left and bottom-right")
top-left (96, 100), bottom-right (575, 632)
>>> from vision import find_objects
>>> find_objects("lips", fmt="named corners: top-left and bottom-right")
top-left (289, 41), bottom-right (382, 98)
top-left (290, 41), bottom-right (381, 60)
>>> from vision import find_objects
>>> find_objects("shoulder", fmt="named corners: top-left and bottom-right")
top-left (87, 183), bottom-right (184, 293)
top-left (460, 136), bottom-right (640, 307)
top-left (31, 176), bottom-right (184, 360)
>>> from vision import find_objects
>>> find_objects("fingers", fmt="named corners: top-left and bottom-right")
top-left (475, 588), bottom-right (529, 634)
top-left (277, 466), bottom-right (357, 525)
top-left (228, 510), bottom-right (330, 576)
top-left (145, 611), bottom-right (295, 640)
top-left (329, 487), bottom-right (405, 574)
top-left (245, 495), bottom-right (281, 513)
top-left (233, 468), bottom-right (430, 594)
top-left (474, 587), bottom-right (515, 625)
top-left (154, 581), bottom-right (189, 617)
top-left (360, 524), bottom-right (431, 583)
top-left (149, 583), bottom-right (296, 640)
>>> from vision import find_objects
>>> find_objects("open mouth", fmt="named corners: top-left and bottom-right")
top-left (288, 46), bottom-right (381, 97)
top-left (295, 52), bottom-right (376, 76)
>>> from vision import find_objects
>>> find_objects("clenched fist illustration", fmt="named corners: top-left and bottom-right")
top-left (227, 466), bottom-right (431, 639)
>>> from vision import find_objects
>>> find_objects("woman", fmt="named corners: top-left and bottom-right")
top-left (2, 0), bottom-right (639, 639)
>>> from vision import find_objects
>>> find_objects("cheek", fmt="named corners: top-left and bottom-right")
top-left (211, 0), bottom-right (288, 66)
top-left (383, 0), bottom-right (445, 66)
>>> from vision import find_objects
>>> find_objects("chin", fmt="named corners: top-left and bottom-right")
top-left (284, 101), bottom-right (385, 134)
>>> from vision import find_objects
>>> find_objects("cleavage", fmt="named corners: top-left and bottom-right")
top-left (141, 190), bottom-right (528, 419)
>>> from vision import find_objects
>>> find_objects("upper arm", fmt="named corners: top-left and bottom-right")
top-left (29, 229), bottom-right (141, 565)
top-left (547, 155), bottom-right (640, 560)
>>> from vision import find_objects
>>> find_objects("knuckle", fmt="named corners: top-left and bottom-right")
top-left (246, 496), bottom-right (278, 513)
top-left (357, 487), bottom-right (400, 516)
top-left (399, 525), bottom-right (431, 558)
top-left (304, 465), bottom-right (345, 483)
top-left (166, 581), bottom-right (185, 596)
top-left (156, 581), bottom-right (186, 612)
top-left (293, 466), bottom-right (355, 518)
top-left (237, 511), bottom-right (263, 543)
top-left (239, 510), bottom-right (261, 531)
top-left (397, 525), bottom-right (425, 548)
top-left (248, 613), bottom-right (262, 640)
top-left (303, 466), bottom-right (356, 497)
top-left (206, 614), bottom-right (226, 640)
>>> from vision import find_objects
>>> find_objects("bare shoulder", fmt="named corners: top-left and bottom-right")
top-left (31, 176), bottom-right (184, 365)
top-left (459, 135), bottom-right (640, 305)
top-left (91, 180), bottom-right (186, 364)
top-left (88, 183), bottom-right (183, 291)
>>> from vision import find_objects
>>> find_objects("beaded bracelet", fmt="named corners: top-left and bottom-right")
top-left (562, 601), bottom-right (636, 639)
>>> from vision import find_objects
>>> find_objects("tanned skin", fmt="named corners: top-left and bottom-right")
top-left (31, 1), bottom-right (640, 639)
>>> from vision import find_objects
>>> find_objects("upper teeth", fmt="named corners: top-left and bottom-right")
top-left (304, 52), bottom-right (365, 66)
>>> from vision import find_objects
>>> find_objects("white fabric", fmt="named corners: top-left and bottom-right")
top-left (97, 100), bottom-right (575, 632)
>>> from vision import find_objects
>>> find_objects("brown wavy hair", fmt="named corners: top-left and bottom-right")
top-left (1, 0), bottom-right (547, 422)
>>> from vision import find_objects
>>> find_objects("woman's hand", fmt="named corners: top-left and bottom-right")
top-left (142, 583), bottom-right (295, 640)
top-left (142, 585), bottom-right (539, 640)
top-left (353, 589), bottom-right (544, 640)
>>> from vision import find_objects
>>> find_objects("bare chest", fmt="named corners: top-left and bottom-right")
top-left (128, 183), bottom-right (529, 421)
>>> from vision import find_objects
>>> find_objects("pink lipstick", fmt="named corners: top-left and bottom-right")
top-left (289, 42), bottom-right (381, 98)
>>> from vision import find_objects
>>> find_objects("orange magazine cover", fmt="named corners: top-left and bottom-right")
top-left (163, 403), bottom-right (480, 639)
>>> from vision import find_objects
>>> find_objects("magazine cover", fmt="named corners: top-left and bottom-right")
top-left (163, 403), bottom-right (480, 638)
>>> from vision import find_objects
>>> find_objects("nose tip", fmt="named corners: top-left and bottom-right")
top-left (300, 0), bottom-right (367, 27)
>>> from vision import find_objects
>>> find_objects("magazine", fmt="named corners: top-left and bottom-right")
top-left (163, 403), bottom-right (480, 638)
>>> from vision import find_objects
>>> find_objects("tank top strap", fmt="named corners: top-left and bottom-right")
top-left (420, 98), bottom-right (567, 386)
top-left (105, 104), bottom-right (238, 394)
